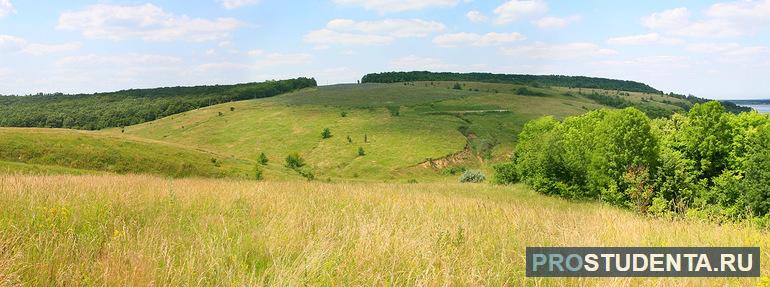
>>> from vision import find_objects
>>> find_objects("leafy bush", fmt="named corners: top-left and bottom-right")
top-left (258, 152), bottom-right (269, 165)
top-left (284, 153), bottom-right (305, 169)
top-left (442, 166), bottom-right (466, 176)
top-left (459, 170), bottom-right (486, 183)
top-left (254, 164), bottom-right (263, 181)
top-left (321, 128), bottom-right (332, 139)
top-left (357, 147), bottom-right (366, 156)
top-left (296, 167), bottom-right (315, 181)
top-left (492, 162), bottom-right (517, 184)
top-left (511, 101), bottom-right (770, 222)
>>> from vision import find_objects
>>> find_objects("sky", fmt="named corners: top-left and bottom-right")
top-left (2, 0), bottom-right (770, 99)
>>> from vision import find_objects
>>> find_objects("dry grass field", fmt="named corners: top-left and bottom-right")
top-left (1, 174), bottom-right (768, 286)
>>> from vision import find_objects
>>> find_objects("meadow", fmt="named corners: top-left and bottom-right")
top-left (0, 174), bottom-right (767, 286)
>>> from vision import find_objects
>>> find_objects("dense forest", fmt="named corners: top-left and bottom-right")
top-left (362, 71), bottom-right (751, 114)
top-left (0, 78), bottom-right (316, 130)
top-left (495, 102), bottom-right (770, 225)
top-left (362, 71), bottom-right (661, 93)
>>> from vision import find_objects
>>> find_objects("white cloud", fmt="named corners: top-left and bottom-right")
top-left (433, 32), bottom-right (525, 47)
top-left (304, 29), bottom-right (393, 47)
top-left (390, 55), bottom-right (460, 70)
top-left (255, 52), bottom-right (313, 68)
top-left (642, 4), bottom-right (768, 38)
top-left (705, 0), bottom-right (770, 20)
top-left (687, 43), bottom-right (770, 61)
top-left (0, 35), bottom-right (26, 52)
top-left (494, 0), bottom-right (548, 24)
top-left (606, 33), bottom-right (682, 45)
top-left (57, 4), bottom-right (242, 41)
top-left (23, 42), bottom-right (82, 55)
top-left (333, 0), bottom-right (459, 13)
top-left (304, 19), bottom-right (445, 47)
top-left (389, 55), bottom-right (489, 71)
top-left (642, 7), bottom-right (690, 30)
top-left (1, 34), bottom-right (81, 55)
top-left (0, 0), bottom-right (13, 18)
top-left (534, 15), bottom-right (581, 29)
top-left (326, 19), bottom-right (445, 37)
top-left (466, 10), bottom-right (488, 23)
top-left (500, 42), bottom-right (617, 60)
top-left (219, 0), bottom-right (260, 9)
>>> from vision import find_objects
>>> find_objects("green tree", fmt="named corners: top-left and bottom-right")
top-left (680, 102), bottom-right (734, 180)
top-left (321, 128), bottom-right (332, 139)
top-left (285, 153), bottom-right (305, 169)
top-left (258, 152), bottom-right (269, 165)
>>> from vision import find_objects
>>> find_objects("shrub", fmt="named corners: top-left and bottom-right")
top-left (258, 152), bottom-right (269, 165)
top-left (340, 111), bottom-right (347, 117)
top-left (452, 83), bottom-right (462, 90)
top-left (254, 164), bottom-right (263, 181)
top-left (296, 167), bottom-right (315, 181)
top-left (459, 170), bottom-right (486, 183)
top-left (357, 147), bottom-right (365, 156)
top-left (321, 128), bottom-right (332, 139)
top-left (285, 153), bottom-right (305, 169)
top-left (442, 166), bottom-right (466, 176)
top-left (492, 162), bottom-right (517, 184)
top-left (387, 106), bottom-right (400, 116)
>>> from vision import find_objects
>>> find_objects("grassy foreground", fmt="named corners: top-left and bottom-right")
top-left (0, 175), bottom-right (768, 286)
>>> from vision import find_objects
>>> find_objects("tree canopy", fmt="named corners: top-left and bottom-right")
top-left (0, 78), bottom-right (316, 130)
top-left (502, 101), bottom-right (770, 223)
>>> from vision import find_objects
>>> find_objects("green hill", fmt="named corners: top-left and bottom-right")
top-left (105, 81), bottom-right (690, 180)
top-left (0, 75), bottom-right (703, 181)
top-left (0, 128), bottom-right (264, 178)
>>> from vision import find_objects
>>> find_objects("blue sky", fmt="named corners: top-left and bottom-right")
top-left (2, 0), bottom-right (770, 99)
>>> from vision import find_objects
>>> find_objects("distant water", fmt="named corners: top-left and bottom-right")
top-left (743, 105), bottom-right (770, 114)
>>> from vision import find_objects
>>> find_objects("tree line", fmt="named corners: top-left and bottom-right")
top-left (495, 102), bottom-right (770, 225)
top-left (361, 71), bottom-right (661, 94)
top-left (0, 78), bottom-right (317, 130)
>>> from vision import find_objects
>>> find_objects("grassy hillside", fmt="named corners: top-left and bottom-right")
top-left (0, 128), bottom-right (260, 178)
top-left (0, 174), bottom-right (767, 286)
top-left (0, 79), bottom-right (694, 180)
top-left (111, 81), bottom-right (688, 180)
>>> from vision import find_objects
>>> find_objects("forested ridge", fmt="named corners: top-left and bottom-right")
top-left (362, 71), bottom-right (661, 93)
top-left (362, 71), bottom-right (751, 114)
top-left (495, 101), bottom-right (770, 225)
top-left (0, 78), bottom-right (317, 130)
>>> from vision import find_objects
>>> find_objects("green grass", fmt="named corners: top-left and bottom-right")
top-left (0, 128), bottom-right (258, 178)
top-left (2, 81), bottom-right (693, 181)
top-left (0, 160), bottom-right (102, 176)
top-left (1, 174), bottom-right (767, 286)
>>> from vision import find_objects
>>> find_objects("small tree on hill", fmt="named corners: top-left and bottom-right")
top-left (254, 164), bottom-right (264, 181)
top-left (285, 153), bottom-right (305, 169)
top-left (358, 147), bottom-right (366, 156)
top-left (322, 128), bottom-right (332, 139)
top-left (258, 152), bottom-right (269, 165)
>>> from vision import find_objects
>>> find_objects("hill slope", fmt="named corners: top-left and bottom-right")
top-left (0, 128), bottom-right (261, 178)
top-left (111, 81), bottom-right (690, 180)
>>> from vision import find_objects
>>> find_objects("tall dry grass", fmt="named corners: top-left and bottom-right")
top-left (0, 174), bottom-right (767, 286)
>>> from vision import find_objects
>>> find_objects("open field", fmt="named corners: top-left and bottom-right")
top-left (0, 174), bottom-right (767, 286)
